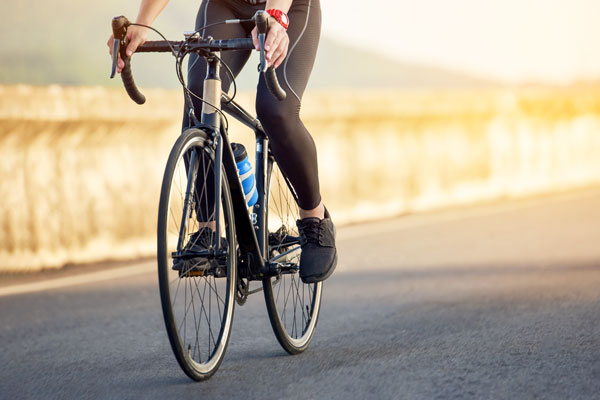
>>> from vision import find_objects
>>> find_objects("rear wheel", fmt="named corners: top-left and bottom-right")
top-left (157, 128), bottom-right (236, 381)
top-left (262, 156), bottom-right (322, 354)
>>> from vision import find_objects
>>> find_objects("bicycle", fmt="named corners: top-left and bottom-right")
top-left (110, 11), bottom-right (323, 381)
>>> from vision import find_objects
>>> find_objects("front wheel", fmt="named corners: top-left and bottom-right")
top-left (157, 128), bottom-right (236, 381)
top-left (262, 157), bottom-right (323, 354)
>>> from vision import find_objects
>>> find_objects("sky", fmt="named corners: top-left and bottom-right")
top-left (320, 0), bottom-right (600, 84)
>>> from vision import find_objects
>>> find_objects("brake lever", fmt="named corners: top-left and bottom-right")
top-left (110, 38), bottom-right (120, 78)
top-left (255, 10), bottom-right (269, 71)
top-left (258, 32), bottom-right (267, 71)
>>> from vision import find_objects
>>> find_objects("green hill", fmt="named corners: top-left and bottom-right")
top-left (0, 0), bottom-right (494, 89)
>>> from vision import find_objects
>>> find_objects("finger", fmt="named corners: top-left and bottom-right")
top-left (265, 22), bottom-right (285, 51)
top-left (266, 34), bottom-right (283, 61)
top-left (273, 52), bottom-right (286, 69)
top-left (271, 46), bottom-right (287, 68)
top-left (125, 28), bottom-right (147, 57)
top-left (107, 35), bottom-right (115, 55)
top-left (269, 45), bottom-right (283, 63)
top-left (126, 36), bottom-right (142, 57)
top-left (265, 26), bottom-right (281, 51)
top-left (271, 37), bottom-right (288, 66)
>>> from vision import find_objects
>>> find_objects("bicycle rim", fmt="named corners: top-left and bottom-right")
top-left (262, 158), bottom-right (322, 354)
top-left (157, 128), bottom-right (236, 381)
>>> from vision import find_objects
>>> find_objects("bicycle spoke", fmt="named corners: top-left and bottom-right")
top-left (263, 161), bottom-right (321, 353)
top-left (171, 273), bottom-right (183, 306)
top-left (206, 276), bottom-right (224, 324)
top-left (190, 277), bottom-right (202, 363)
top-left (178, 278), bottom-right (198, 334)
top-left (200, 278), bottom-right (217, 350)
top-left (291, 275), bottom-right (305, 337)
top-left (292, 275), bottom-right (298, 337)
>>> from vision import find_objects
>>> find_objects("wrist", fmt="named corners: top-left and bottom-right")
top-left (266, 9), bottom-right (289, 30)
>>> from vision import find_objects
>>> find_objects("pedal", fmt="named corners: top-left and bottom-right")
top-left (279, 262), bottom-right (299, 275)
top-left (184, 269), bottom-right (206, 277)
top-left (173, 257), bottom-right (210, 278)
top-left (260, 261), bottom-right (282, 278)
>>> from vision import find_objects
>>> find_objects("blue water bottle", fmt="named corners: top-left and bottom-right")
top-left (232, 143), bottom-right (258, 207)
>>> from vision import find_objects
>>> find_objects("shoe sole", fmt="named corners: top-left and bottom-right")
top-left (300, 250), bottom-right (337, 284)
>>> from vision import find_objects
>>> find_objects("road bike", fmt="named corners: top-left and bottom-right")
top-left (110, 11), bottom-right (322, 381)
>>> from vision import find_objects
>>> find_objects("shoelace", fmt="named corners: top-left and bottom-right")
top-left (300, 219), bottom-right (321, 245)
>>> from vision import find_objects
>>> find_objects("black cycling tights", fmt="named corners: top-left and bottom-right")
top-left (183, 0), bottom-right (322, 211)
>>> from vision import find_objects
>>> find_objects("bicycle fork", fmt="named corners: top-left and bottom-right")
top-left (176, 149), bottom-right (200, 251)
top-left (175, 53), bottom-right (224, 254)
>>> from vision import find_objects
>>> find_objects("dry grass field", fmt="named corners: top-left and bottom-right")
top-left (1, 84), bottom-right (600, 271)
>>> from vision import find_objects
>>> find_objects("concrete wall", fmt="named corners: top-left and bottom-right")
top-left (1, 85), bottom-right (599, 271)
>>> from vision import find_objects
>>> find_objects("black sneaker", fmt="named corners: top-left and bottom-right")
top-left (172, 229), bottom-right (225, 276)
top-left (296, 208), bottom-right (337, 284)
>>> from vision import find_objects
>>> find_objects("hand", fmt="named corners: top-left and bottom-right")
top-left (107, 25), bottom-right (150, 73)
top-left (251, 17), bottom-right (289, 69)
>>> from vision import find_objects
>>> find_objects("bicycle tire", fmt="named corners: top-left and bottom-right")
top-left (157, 128), bottom-right (236, 381)
top-left (262, 157), bottom-right (323, 354)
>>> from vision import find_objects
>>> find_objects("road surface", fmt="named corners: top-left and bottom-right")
top-left (1, 187), bottom-right (599, 399)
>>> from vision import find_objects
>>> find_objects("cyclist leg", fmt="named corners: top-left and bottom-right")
top-left (255, 0), bottom-right (322, 212)
top-left (255, 0), bottom-right (335, 283)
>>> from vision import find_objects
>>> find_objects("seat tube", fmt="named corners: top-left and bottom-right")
top-left (202, 53), bottom-right (223, 251)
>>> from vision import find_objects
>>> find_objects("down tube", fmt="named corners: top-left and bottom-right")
top-left (253, 132), bottom-right (269, 258)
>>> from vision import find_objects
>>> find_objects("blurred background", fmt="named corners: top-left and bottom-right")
top-left (1, 0), bottom-right (600, 271)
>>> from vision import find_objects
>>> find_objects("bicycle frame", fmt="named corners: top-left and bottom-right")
top-left (183, 50), bottom-right (274, 280)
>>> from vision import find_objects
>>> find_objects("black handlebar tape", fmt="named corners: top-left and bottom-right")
top-left (137, 41), bottom-right (183, 53)
top-left (264, 67), bottom-right (286, 101)
top-left (137, 39), bottom-right (254, 53)
top-left (225, 38), bottom-right (255, 49)
top-left (209, 38), bottom-right (255, 50)
top-left (111, 15), bottom-right (146, 105)
top-left (120, 56), bottom-right (146, 105)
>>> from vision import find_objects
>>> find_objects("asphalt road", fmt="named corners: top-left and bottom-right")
top-left (1, 187), bottom-right (599, 399)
